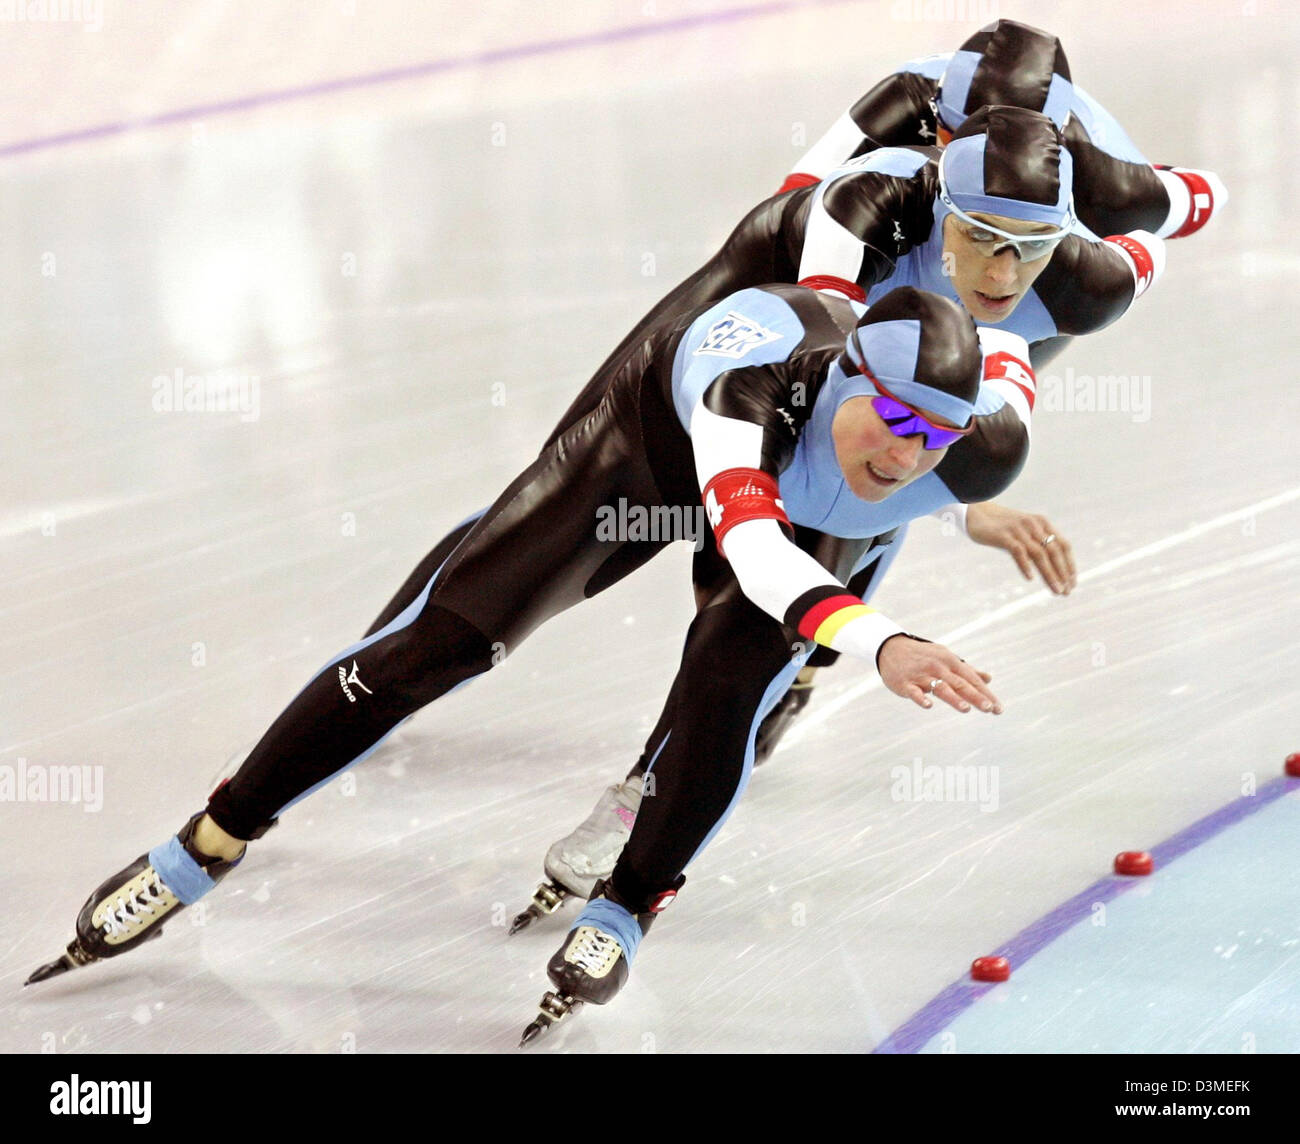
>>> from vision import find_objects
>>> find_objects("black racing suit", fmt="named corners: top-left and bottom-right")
top-left (207, 286), bottom-right (1029, 911)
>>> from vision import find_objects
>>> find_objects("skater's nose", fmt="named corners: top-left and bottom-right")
top-left (983, 249), bottom-right (1019, 287)
top-left (886, 433), bottom-right (924, 471)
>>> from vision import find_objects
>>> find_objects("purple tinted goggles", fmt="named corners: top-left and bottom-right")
top-left (861, 364), bottom-right (975, 449)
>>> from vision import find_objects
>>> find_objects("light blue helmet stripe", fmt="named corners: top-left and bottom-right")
top-left (938, 133), bottom-right (1073, 227)
top-left (1041, 73), bottom-right (1074, 130)
top-left (842, 319), bottom-right (977, 426)
top-left (935, 49), bottom-right (981, 129)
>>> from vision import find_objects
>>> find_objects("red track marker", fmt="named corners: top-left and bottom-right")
top-left (971, 956), bottom-right (1010, 982)
top-left (1114, 850), bottom-right (1154, 876)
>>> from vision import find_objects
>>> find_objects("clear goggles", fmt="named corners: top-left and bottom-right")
top-left (937, 150), bottom-right (1075, 262)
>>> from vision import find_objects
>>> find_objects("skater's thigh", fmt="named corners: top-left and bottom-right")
top-left (431, 395), bottom-right (668, 647)
top-left (685, 592), bottom-right (799, 702)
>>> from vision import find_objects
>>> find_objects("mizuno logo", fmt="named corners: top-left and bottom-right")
top-left (338, 660), bottom-right (373, 703)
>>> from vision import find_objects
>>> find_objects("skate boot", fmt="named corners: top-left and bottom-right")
top-left (509, 773), bottom-right (644, 934)
top-left (519, 875), bottom-right (681, 1045)
top-left (752, 679), bottom-right (814, 766)
top-left (25, 812), bottom-right (244, 985)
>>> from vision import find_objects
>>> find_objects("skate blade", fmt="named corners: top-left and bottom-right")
top-left (507, 880), bottom-right (571, 936)
top-left (25, 942), bottom-right (91, 986)
top-left (508, 906), bottom-right (544, 935)
top-left (25, 955), bottom-right (76, 986)
top-left (25, 921), bottom-right (171, 986)
top-left (518, 991), bottom-right (582, 1047)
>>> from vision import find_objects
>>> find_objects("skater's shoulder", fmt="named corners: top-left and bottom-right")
top-left (1031, 233), bottom-right (1148, 335)
top-left (895, 50), bottom-right (951, 80)
top-left (684, 286), bottom-right (810, 353)
top-left (822, 145), bottom-right (934, 186)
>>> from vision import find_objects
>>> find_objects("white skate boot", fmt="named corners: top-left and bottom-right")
top-left (508, 773), bottom-right (645, 934)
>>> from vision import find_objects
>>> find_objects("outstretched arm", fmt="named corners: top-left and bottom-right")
top-left (1063, 88), bottom-right (1228, 239)
top-left (690, 403), bottom-right (1001, 714)
top-left (935, 501), bottom-right (1077, 595)
top-left (966, 502), bottom-right (1076, 595)
top-left (795, 152), bottom-right (935, 303)
top-left (779, 71), bottom-right (938, 192)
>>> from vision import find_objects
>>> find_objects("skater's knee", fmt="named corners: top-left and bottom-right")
top-left (678, 621), bottom-right (791, 712)
top-left (365, 604), bottom-right (498, 703)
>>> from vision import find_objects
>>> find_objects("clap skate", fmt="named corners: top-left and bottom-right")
top-left (25, 812), bottom-right (243, 985)
top-left (508, 773), bottom-right (644, 934)
top-left (518, 876), bottom-right (680, 1046)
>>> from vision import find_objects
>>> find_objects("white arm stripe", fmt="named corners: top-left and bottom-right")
top-left (1105, 230), bottom-right (1166, 301)
top-left (788, 111), bottom-right (867, 183)
top-left (723, 519), bottom-right (844, 620)
top-left (690, 397), bottom-right (906, 663)
top-left (798, 182), bottom-right (869, 286)
top-left (983, 380), bottom-right (1033, 432)
top-left (1153, 168), bottom-right (1191, 239)
top-left (689, 403), bottom-right (766, 490)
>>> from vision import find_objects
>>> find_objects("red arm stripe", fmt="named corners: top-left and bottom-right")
top-left (778, 172), bottom-right (820, 194)
top-left (703, 467), bottom-right (792, 553)
top-left (1168, 168), bottom-right (1215, 238)
top-left (797, 274), bottom-right (866, 303)
top-left (1104, 234), bottom-right (1156, 299)
top-left (795, 593), bottom-right (863, 641)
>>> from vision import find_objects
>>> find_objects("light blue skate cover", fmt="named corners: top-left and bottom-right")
top-left (148, 836), bottom-right (217, 905)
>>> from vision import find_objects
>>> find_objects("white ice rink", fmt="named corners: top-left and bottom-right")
top-left (2, 1), bottom-right (1298, 1056)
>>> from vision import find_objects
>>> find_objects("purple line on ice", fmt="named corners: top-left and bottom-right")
top-left (873, 775), bottom-right (1300, 1054)
top-left (0, 0), bottom-right (859, 159)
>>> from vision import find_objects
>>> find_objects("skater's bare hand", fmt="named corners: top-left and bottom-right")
top-left (966, 502), bottom-right (1076, 596)
top-left (877, 635), bottom-right (1002, 714)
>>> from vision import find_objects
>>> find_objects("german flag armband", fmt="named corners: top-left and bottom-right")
top-left (784, 585), bottom-right (909, 664)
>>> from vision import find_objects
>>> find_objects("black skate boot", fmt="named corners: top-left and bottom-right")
top-left (25, 812), bottom-right (245, 985)
top-left (753, 679), bottom-right (814, 766)
top-left (519, 875), bottom-right (682, 1046)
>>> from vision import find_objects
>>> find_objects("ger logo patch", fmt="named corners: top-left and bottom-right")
top-left (693, 311), bottom-right (782, 359)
